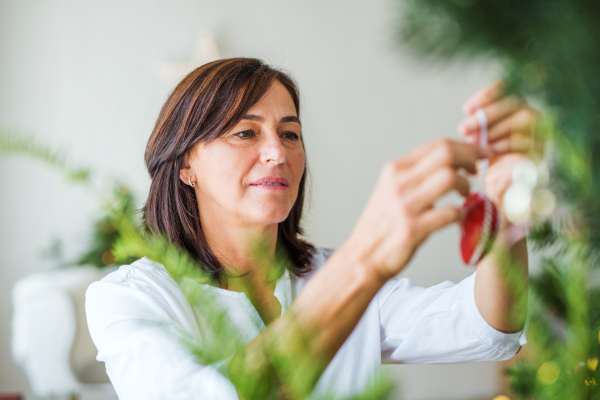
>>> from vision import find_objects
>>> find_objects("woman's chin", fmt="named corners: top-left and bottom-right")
top-left (248, 209), bottom-right (292, 226)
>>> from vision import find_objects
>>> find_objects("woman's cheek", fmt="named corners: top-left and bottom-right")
top-left (291, 147), bottom-right (306, 178)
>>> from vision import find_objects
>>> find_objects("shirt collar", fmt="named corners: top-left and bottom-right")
top-left (274, 268), bottom-right (292, 315)
top-left (191, 267), bottom-right (293, 317)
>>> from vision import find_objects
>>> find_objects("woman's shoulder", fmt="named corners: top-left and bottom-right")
top-left (85, 257), bottom-right (187, 317)
top-left (290, 247), bottom-right (336, 291)
top-left (310, 247), bottom-right (336, 271)
top-left (85, 257), bottom-right (199, 334)
top-left (91, 256), bottom-right (175, 292)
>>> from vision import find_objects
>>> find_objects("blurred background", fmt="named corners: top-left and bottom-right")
top-left (0, 0), bottom-right (514, 399)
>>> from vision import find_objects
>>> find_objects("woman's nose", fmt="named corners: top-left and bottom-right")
top-left (260, 133), bottom-right (286, 165)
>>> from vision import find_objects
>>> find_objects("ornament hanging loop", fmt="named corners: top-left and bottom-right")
top-left (475, 108), bottom-right (488, 194)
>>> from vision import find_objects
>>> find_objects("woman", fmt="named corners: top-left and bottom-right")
top-left (86, 58), bottom-right (533, 399)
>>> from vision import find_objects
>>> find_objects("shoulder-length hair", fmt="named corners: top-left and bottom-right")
top-left (143, 58), bottom-right (314, 282)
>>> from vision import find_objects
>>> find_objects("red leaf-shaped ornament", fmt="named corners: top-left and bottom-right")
top-left (460, 193), bottom-right (500, 266)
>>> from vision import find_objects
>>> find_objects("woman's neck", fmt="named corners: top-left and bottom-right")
top-left (201, 212), bottom-right (281, 293)
top-left (198, 208), bottom-right (285, 325)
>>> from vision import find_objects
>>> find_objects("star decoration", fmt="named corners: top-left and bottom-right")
top-left (154, 31), bottom-right (220, 85)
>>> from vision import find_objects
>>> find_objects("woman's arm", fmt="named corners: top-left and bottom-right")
top-left (475, 227), bottom-right (528, 333)
top-left (378, 269), bottom-right (524, 364)
top-left (228, 139), bottom-right (488, 399)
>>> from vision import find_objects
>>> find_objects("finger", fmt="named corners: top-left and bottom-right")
top-left (484, 155), bottom-right (521, 204)
top-left (417, 205), bottom-right (461, 238)
top-left (389, 140), bottom-right (440, 171)
top-left (487, 108), bottom-right (538, 141)
top-left (405, 167), bottom-right (470, 214)
top-left (462, 81), bottom-right (504, 115)
top-left (458, 96), bottom-right (524, 136)
top-left (401, 140), bottom-right (487, 187)
top-left (490, 134), bottom-right (532, 155)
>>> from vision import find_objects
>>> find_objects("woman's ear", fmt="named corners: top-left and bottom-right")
top-left (178, 152), bottom-right (194, 186)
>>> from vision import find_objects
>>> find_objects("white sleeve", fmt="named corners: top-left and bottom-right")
top-left (378, 270), bottom-right (528, 364)
top-left (85, 276), bottom-right (239, 400)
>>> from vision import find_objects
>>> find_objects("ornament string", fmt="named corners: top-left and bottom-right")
top-left (465, 108), bottom-right (495, 266)
top-left (476, 108), bottom-right (488, 194)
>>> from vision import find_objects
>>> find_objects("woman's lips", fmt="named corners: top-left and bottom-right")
top-left (250, 183), bottom-right (288, 190)
top-left (250, 176), bottom-right (289, 190)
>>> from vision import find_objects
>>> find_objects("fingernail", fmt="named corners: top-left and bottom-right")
top-left (458, 119), bottom-right (477, 135)
top-left (464, 101), bottom-right (479, 115)
top-left (465, 135), bottom-right (477, 144)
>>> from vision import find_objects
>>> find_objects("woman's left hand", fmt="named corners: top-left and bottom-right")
top-left (457, 81), bottom-right (540, 226)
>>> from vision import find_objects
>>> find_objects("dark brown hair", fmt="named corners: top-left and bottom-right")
top-left (143, 58), bottom-right (314, 281)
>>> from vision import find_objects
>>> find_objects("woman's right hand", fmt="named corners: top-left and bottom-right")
top-left (342, 139), bottom-right (488, 281)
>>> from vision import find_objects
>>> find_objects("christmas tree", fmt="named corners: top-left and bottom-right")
top-left (6, 2), bottom-right (600, 397)
top-left (398, 1), bottom-right (600, 398)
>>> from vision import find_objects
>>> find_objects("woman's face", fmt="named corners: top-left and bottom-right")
top-left (183, 80), bottom-right (305, 229)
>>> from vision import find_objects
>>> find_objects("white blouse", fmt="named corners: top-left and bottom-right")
top-left (85, 247), bottom-right (527, 400)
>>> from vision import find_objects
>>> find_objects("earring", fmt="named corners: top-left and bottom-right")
top-left (188, 177), bottom-right (195, 188)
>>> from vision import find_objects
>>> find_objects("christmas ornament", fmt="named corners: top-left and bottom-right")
top-left (503, 158), bottom-right (555, 224)
top-left (460, 109), bottom-right (501, 265)
top-left (460, 192), bottom-right (500, 265)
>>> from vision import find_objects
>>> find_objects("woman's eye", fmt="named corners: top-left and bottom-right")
top-left (282, 131), bottom-right (300, 140)
top-left (234, 130), bottom-right (255, 139)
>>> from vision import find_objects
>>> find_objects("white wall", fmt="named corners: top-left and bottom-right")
top-left (0, 0), bottom-right (504, 398)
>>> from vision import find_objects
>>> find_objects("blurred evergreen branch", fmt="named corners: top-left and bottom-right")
top-left (0, 130), bottom-right (89, 181)
top-left (1, 129), bottom-right (138, 268)
top-left (75, 183), bottom-right (139, 268)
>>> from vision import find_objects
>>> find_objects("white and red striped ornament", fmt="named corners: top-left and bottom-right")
top-left (460, 109), bottom-right (501, 266)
